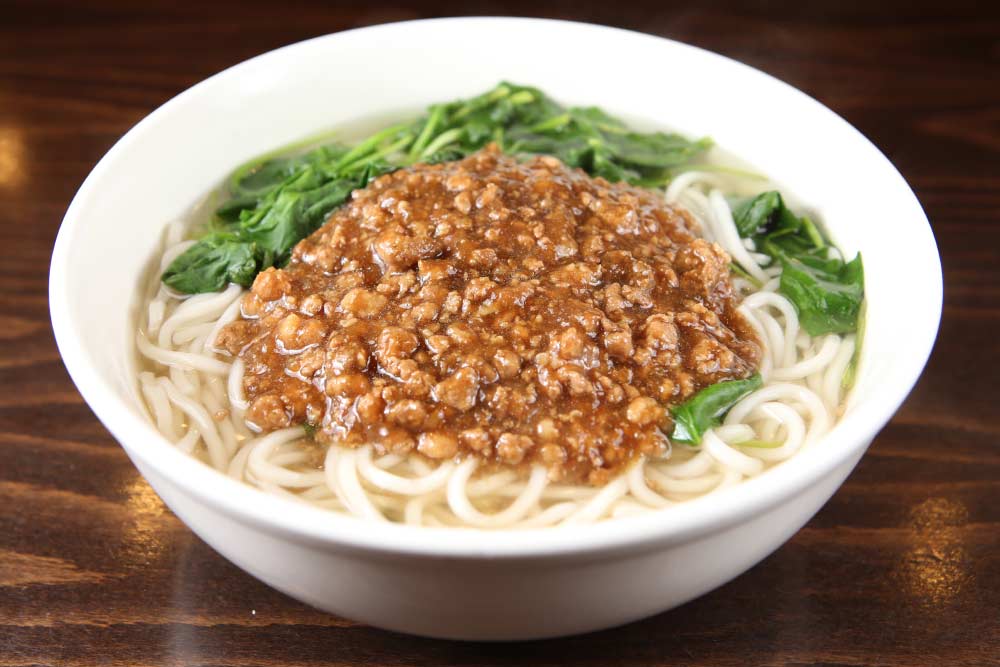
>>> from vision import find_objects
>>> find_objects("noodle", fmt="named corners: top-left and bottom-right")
top-left (135, 172), bottom-right (853, 529)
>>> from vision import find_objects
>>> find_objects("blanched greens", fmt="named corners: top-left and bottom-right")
top-left (670, 374), bottom-right (763, 445)
top-left (729, 191), bottom-right (864, 336)
top-left (163, 82), bottom-right (711, 293)
top-left (667, 193), bottom-right (864, 446)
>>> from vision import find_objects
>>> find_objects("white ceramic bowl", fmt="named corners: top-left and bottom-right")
top-left (49, 18), bottom-right (941, 640)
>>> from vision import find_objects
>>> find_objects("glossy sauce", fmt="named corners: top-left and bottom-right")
top-left (216, 146), bottom-right (760, 483)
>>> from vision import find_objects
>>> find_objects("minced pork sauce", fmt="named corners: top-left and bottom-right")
top-left (216, 146), bottom-right (760, 484)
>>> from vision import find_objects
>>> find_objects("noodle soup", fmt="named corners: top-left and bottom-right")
top-left (136, 83), bottom-right (863, 529)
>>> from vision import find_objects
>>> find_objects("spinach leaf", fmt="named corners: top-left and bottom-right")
top-left (239, 189), bottom-right (309, 260)
top-left (214, 193), bottom-right (260, 224)
top-left (731, 191), bottom-right (782, 237)
top-left (232, 158), bottom-right (297, 196)
top-left (601, 132), bottom-right (712, 169)
top-left (730, 190), bottom-right (864, 335)
top-left (568, 106), bottom-right (627, 133)
top-left (730, 190), bottom-right (809, 240)
top-left (506, 130), bottom-right (590, 165)
top-left (670, 374), bottom-right (763, 445)
top-left (591, 151), bottom-right (641, 184)
top-left (506, 108), bottom-right (709, 183)
top-left (778, 252), bottom-right (864, 336)
top-left (162, 234), bottom-right (265, 293)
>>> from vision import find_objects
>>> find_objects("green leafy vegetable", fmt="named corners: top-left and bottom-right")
top-left (778, 252), bottom-right (864, 336)
top-left (736, 439), bottom-right (784, 449)
top-left (729, 262), bottom-right (762, 289)
top-left (163, 82), bottom-right (712, 293)
top-left (730, 190), bottom-right (864, 335)
top-left (670, 374), bottom-right (763, 445)
top-left (841, 301), bottom-right (866, 391)
top-left (731, 191), bottom-right (782, 237)
top-left (162, 234), bottom-right (267, 293)
top-left (505, 105), bottom-right (711, 184)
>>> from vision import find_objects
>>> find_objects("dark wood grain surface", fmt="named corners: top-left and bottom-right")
top-left (2, 1), bottom-right (998, 665)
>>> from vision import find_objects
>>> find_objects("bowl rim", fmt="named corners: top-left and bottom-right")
top-left (49, 16), bottom-right (942, 559)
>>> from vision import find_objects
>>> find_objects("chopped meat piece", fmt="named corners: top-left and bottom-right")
top-left (417, 432), bottom-right (459, 459)
top-left (433, 367), bottom-right (480, 411)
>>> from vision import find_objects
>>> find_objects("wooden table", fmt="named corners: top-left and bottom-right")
top-left (2, 2), bottom-right (998, 665)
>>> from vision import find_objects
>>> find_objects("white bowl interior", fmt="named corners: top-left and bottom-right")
top-left (50, 18), bottom-right (940, 556)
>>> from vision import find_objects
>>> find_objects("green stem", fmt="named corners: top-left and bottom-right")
top-left (451, 85), bottom-right (511, 121)
top-left (730, 262), bottom-right (763, 288)
top-left (801, 215), bottom-right (826, 250)
top-left (509, 90), bottom-right (535, 105)
top-left (339, 134), bottom-right (414, 173)
top-left (530, 113), bottom-right (571, 132)
top-left (227, 127), bottom-right (348, 190)
top-left (332, 122), bottom-right (410, 171)
top-left (419, 128), bottom-right (464, 159)
top-left (408, 105), bottom-right (445, 159)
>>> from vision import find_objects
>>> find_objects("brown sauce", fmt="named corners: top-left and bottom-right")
top-left (216, 146), bottom-right (760, 484)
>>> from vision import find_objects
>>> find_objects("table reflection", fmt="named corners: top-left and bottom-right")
top-left (898, 497), bottom-right (972, 608)
top-left (0, 126), bottom-right (26, 188)
top-left (120, 476), bottom-right (171, 568)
